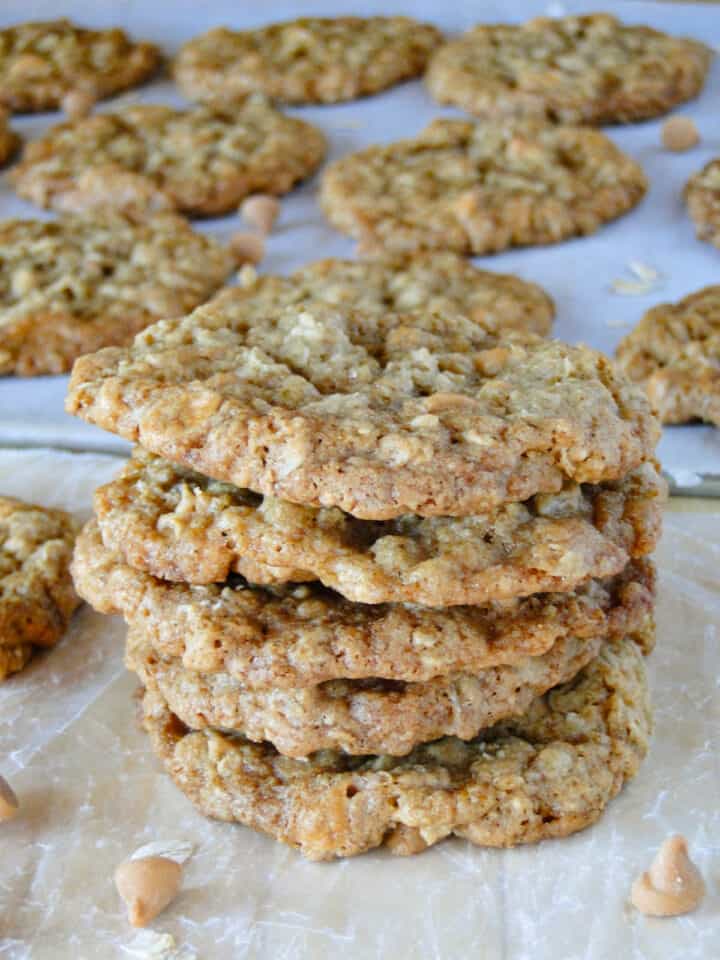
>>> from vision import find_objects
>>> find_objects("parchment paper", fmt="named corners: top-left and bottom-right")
top-left (0, 448), bottom-right (717, 960)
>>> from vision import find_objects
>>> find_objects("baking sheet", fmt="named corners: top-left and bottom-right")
top-left (0, 448), bottom-right (718, 960)
top-left (0, 0), bottom-right (720, 486)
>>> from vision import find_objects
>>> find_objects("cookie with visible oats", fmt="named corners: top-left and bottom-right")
top-left (174, 17), bottom-right (442, 106)
top-left (426, 14), bottom-right (712, 125)
top-left (66, 301), bottom-right (659, 520)
top-left (0, 19), bottom-right (159, 113)
top-left (9, 97), bottom-right (326, 217)
top-left (320, 118), bottom-right (647, 256)
top-left (73, 520), bottom-right (656, 690)
top-left (616, 286), bottom-right (720, 426)
top-left (140, 634), bottom-right (652, 859)
top-left (685, 160), bottom-right (720, 251)
top-left (0, 111), bottom-right (20, 167)
top-left (94, 450), bottom-right (663, 604)
top-left (0, 496), bottom-right (80, 681)
top-left (0, 213), bottom-right (235, 376)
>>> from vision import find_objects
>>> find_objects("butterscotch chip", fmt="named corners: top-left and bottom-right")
top-left (0, 213), bottom-right (235, 376)
top-left (0, 19), bottom-right (159, 113)
top-left (65, 302), bottom-right (659, 520)
top-left (661, 116), bottom-right (699, 153)
top-left (174, 17), bottom-right (442, 106)
top-left (685, 159), bottom-right (720, 250)
top-left (616, 285), bottom-right (720, 426)
top-left (0, 496), bottom-right (80, 681)
top-left (139, 635), bottom-right (653, 860)
top-left (240, 195), bottom-right (280, 234)
top-left (0, 774), bottom-right (19, 821)
top-left (426, 15), bottom-right (712, 125)
top-left (228, 232), bottom-right (265, 266)
top-left (0, 110), bottom-right (20, 167)
top-left (73, 520), bottom-right (656, 690)
top-left (320, 118), bottom-right (647, 256)
top-left (9, 97), bottom-right (326, 217)
top-left (115, 855), bottom-right (183, 927)
top-left (94, 450), bottom-right (664, 605)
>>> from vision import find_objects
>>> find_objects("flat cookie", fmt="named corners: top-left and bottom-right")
top-left (66, 303), bottom-right (659, 520)
top-left (685, 160), bottom-right (720, 250)
top-left (73, 520), bottom-right (656, 689)
top-left (174, 17), bottom-right (442, 106)
top-left (0, 496), bottom-right (80, 681)
top-left (0, 110), bottom-right (20, 166)
top-left (319, 118), bottom-right (647, 256)
top-left (9, 97), bottom-right (326, 217)
top-left (616, 286), bottom-right (720, 426)
top-left (0, 213), bottom-right (235, 376)
top-left (94, 450), bottom-right (663, 604)
top-left (426, 15), bottom-right (712, 125)
top-left (140, 634), bottom-right (652, 859)
top-left (0, 19), bottom-right (160, 113)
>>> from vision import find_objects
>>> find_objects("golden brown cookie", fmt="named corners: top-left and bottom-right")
top-left (174, 17), bottom-right (442, 105)
top-left (426, 15), bottom-right (712, 125)
top-left (685, 160), bottom-right (720, 250)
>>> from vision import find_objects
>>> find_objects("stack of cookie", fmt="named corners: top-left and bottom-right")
top-left (68, 272), bottom-right (664, 860)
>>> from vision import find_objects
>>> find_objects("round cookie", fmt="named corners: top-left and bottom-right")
top-left (73, 520), bottom-right (656, 689)
top-left (174, 17), bottom-right (442, 106)
top-left (0, 213), bottom-right (235, 376)
top-left (140, 634), bottom-right (653, 859)
top-left (66, 302), bottom-right (660, 520)
top-left (685, 160), bottom-right (720, 251)
top-left (94, 450), bottom-right (664, 604)
top-left (0, 496), bottom-right (80, 681)
top-left (9, 97), bottom-right (326, 217)
top-left (320, 118), bottom-right (647, 256)
top-left (0, 110), bottom-right (20, 167)
top-left (426, 14), bottom-right (712, 125)
top-left (616, 286), bottom-right (720, 426)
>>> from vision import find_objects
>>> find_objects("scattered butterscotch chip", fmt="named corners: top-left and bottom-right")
top-left (631, 835), bottom-right (705, 917)
top-left (240, 194), bottom-right (280, 234)
top-left (661, 116), bottom-right (699, 152)
top-left (229, 231), bottom-right (265, 266)
top-left (114, 855), bottom-right (183, 927)
top-left (0, 774), bottom-right (19, 821)
top-left (60, 89), bottom-right (95, 120)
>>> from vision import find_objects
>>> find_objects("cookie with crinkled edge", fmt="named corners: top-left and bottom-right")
top-left (65, 301), bottom-right (659, 520)
top-left (94, 450), bottom-right (663, 604)
top-left (140, 634), bottom-right (652, 859)
top-left (73, 519), bottom-right (656, 689)
top-left (426, 15), bottom-right (712, 125)
top-left (9, 97), bottom-right (326, 217)
top-left (616, 286), bottom-right (720, 426)
top-left (320, 118), bottom-right (647, 256)
top-left (685, 160), bottom-right (720, 251)
top-left (174, 17), bottom-right (442, 106)
top-left (0, 19), bottom-right (160, 113)
top-left (0, 212), bottom-right (235, 376)
top-left (0, 110), bottom-right (20, 166)
top-left (0, 496), bottom-right (80, 681)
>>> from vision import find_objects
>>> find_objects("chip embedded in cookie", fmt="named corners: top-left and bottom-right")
top-left (426, 14), bottom-right (712, 125)
top-left (616, 286), bottom-right (720, 426)
top-left (685, 160), bottom-right (720, 251)
top-left (320, 118), bottom-right (647, 256)
top-left (0, 110), bottom-right (20, 167)
top-left (0, 19), bottom-right (160, 113)
top-left (9, 97), bottom-right (326, 217)
top-left (0, 213), bottom-right (236, 376)
top-left (0, 496), bottom-right (80, 681)
top-left (174, 17), bottom-right (442, 106)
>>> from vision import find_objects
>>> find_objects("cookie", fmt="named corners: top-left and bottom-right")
top-left (174, 17), bottom-right (442, 106)
top-left (0, 19), bottom-right (160, 113)
top-left (0, 213), bottom-right (235, 376)
top-left (426, 15), bottom-right (712, 125)
top-left (0, 110), bottom-right (20, 166)
top-left (65, 303), bottom-right (659, 520)
top-left (685, 160), bottom-right (720, 250)
top-left (9, 97), bottom-right (326, 217)
top-left (94, 450), bottom-right (663, 604)
top-left (616, 286), bottom-right (720, 426)
top-left (319, 118), bottom-right (647, 256)
top-left (140, 634), bottom-right (652, 859)
top-left (73, 520), bottom-right (656, 689)
top-left (0, 496), bottom-right (80, 681)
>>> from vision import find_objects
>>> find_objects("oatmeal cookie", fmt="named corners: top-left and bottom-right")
top-left (319, 118), bottom-right (647, 256)
top-left (685, 160), bottom-right (720, 250)
top-left (174, 17), bottom-right (442, 106)
top-left (426, 15), bottom-right (711, 125)
top-left (0, 496), bottom-right (80, 681)
top-left (66, 303), bottom-right (659, 520)
top-left (140, 634), bottom-right (652, 859)
top-left (616, 286), bottom-right (720, 426)
top-left (9, 97), bottom-right (326, 217)
top-left (73, 520), bottom-right (656, 689)
top-left (0, 213), bottom-right (235, 376)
